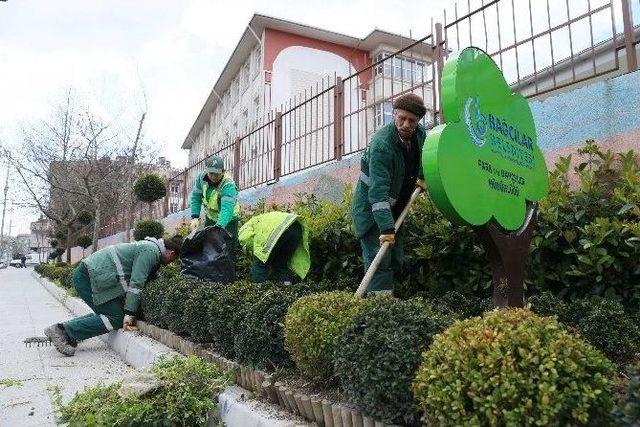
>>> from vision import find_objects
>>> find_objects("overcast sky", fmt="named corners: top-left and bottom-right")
top-left (0, 0), bottom-right (459, 234)
top-left (0, 0), bottom-right (634, 235)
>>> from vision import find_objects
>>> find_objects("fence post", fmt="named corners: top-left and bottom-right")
top-left (434, 23), bottom-right (445, 124)
top-left (274, 111), bottom-right (282, 182)
top-left (333, 77), bottom-right (344, 161)
top-left (181, 169), bottom-right (188, 212)
top-left (621, 0), bottom-right (638, 72)
top-left (233, 137), bottom-right (241, 185)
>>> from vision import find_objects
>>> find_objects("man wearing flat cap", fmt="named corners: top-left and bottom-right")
top-left (351, 93), bottom-right (428, 294)
top-left (190, 155), bottom-right (240, 262)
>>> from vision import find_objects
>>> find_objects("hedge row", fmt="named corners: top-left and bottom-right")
top-left (140, 271), bottom-right (636, 425)
top-left (35, 263), bottom-right (75, 292)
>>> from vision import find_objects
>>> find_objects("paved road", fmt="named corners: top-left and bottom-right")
top-left (0, 267), bottom-right (130, 426)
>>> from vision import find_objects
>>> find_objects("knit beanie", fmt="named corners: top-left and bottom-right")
top-left (392, 93), bottom-right (427, 118)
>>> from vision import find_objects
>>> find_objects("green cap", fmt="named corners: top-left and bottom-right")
top-left (205, 155), bottom-right (225, 174)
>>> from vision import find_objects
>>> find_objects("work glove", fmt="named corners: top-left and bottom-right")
top-left (416, 178), bottom-right (426, 193)
top-left (379, 233), bottom-right (395, 246)
top-left (190, 217), bottom-right (201, 230)
top-left (123, 314), bottom-right (137, 331)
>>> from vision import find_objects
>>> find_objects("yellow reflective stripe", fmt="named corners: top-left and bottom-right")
top-left (262, 213), bottom-right (297, 254)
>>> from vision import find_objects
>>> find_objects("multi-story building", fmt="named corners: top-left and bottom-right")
top-left (30, 215), bottom-right (52, 262)
top-left (181, 13), bottom-right (435, 187)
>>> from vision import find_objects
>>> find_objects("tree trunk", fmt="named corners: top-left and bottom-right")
top-left (92, 199), bottom-right (101, 253)
top-left (65, 225), bottom-right (73, 264)
top-left (148, 202), bottom-right (153, 219)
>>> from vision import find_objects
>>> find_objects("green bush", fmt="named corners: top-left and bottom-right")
top-left (284, 291), bottom-right (371, 385)
top-left (141, 277), bottom-right (172, 328)
top-left (207, 280), bottom-right (268, 358)
top-left (567, 297), bottom-right (640, 365)
top-left (294, 191), bottom-right (362, 284)
top-left (413, 309), bottom-right (616, 426)
top-left (54, 355), bottom-right (229, 426)
top-left (160, 276), bottom-right (192, 336)
top-left (527, 291), bottom-right (568, 319)
top-left (435, 290), bottom-right (493, 319)
top-left (181, 280), bottom-right (223, 343)
top-left (333, 297), bottom-right (454, 425)
top-left (76, 234), bottom-right (93, 249)
top-left (612, 363), bottom-right (640, 426)
top-left (77, 210), bottom-right (93, 225)
top-left (134, 173), bottom-right (167, 203)
top-left (234, 285), bottom-right (310, 369)
top-left (133, 220), bottom-right (164, 241)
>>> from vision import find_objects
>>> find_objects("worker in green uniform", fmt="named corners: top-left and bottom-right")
top-left (239, 211), bottom-right (310, 284)
top-left (351, 93), bottom-right (427, 294)
top-left (190, 155), bottom-right (240, 262)
top-left (44, 236), bottom-right (184, 356)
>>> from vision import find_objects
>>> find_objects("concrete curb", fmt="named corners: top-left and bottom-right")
top-left (32, 271), bottom-right (312, 427)
top-left (32, 271), bottom-right (176, 369)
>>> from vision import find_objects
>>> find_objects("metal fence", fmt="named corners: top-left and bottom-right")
top-left (95, 0), bottom-right (640, 239)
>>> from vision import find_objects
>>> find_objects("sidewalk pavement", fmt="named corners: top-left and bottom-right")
top-left (0, 267), bottom-right (130, 426)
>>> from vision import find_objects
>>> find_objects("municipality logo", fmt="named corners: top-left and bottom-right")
top-left (464, 97), bottom-right (487, 147)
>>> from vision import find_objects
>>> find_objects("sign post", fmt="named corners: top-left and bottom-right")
top-left (423, 47), bottom-right (549, 307)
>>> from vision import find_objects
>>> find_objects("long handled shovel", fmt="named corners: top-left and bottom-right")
top-left (355, 187), bottom-right (422, 297)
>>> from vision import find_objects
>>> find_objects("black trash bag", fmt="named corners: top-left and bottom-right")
top-left (180, 225), bottom-right (235, 282)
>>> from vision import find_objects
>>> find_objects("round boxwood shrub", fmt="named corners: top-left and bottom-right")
top-left (284, 291), bottom-right (372, 385)
top-left (76, 234), bottom-right (93, 249)
top-left (133, 220), bottom-right (164, 241)
top-left (234, 285), bottom-right (310, 369)
top-left (50, 239), bottom-right (59, 249)
top-left (77, 210), bottom-right (93, 225)
top-left (568, 297), bottom-right (640, 365)
top-left (333, 297), bottom-right (454, 425)
top-left (413, 309), bottom-right (616, 426)
top-left (134, 173), bottom-right (167, 203)
top-left (207, 280), bottom-right (268, 358)
top-left (527, 291), bottom-right (568, 319)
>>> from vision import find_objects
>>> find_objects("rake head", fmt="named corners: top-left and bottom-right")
top-left (24, 336), bottom-right (52, 347)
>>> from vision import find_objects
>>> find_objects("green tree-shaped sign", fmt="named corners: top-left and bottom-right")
top-left (423, 47), bottom-right (548, 231)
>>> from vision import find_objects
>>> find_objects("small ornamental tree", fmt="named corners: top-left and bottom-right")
top-left (133, 220), bottom-right (164, 241)
top-left (134, 173), bottom-right (167, 218)
top-left (76, 234), bottom-right (93, 258)
top-left (77, 211), bottom-right (93, 225)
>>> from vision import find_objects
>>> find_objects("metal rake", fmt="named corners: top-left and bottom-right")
top-left (23, 337), bottom-right (52, 347)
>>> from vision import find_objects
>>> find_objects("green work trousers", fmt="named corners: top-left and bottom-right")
top-left (205, 218), bottom-right (239, 264)
top-left (62, 263), bottom-right (124, 342)
top-left (359, 225), bottom-right (405, 292)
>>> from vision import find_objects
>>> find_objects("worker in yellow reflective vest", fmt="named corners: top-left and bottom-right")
top-left (190, 155), bottom-right (240, 262)
top-left (239, 211), bottom-right (310, 284)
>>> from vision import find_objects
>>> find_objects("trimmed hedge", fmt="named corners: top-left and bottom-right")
top-left (234, 284), bottom-right (311, 369)
top-left (181, 280), bottom-right (223, 343)
top-left (207, 280), bottom-right (268, 358)
top-left (284, 291), bottom-right (372, 385)
top-left (413, 309), bottom-right (616, 426)
top-left (333, 297), bottom-right (454, 425)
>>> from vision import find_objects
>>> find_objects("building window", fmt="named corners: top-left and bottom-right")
top-left (375, 52), bottom-right (426, 83)
top-left (170, 181), bottom-right (180, 194)
top-left (232, 80), bottom-right (239, 102)
top-left (252, 47), bottom-right (261, 77)
top-left (240, 64), bottom-right (249, 92)
top-left (169, 202), bottom-right (179, 214)
top-left (374, 102), bottom-right (393, 129)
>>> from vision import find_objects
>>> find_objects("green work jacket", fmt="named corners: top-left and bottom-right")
top-left (238, 211), bottom-right (310, 279)
top-left (82, 238), bottom-right (164, 313)
top-left (190, 172), bottom-right (239, 228)
top-left (351, 122), bottom-right (426, 238)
